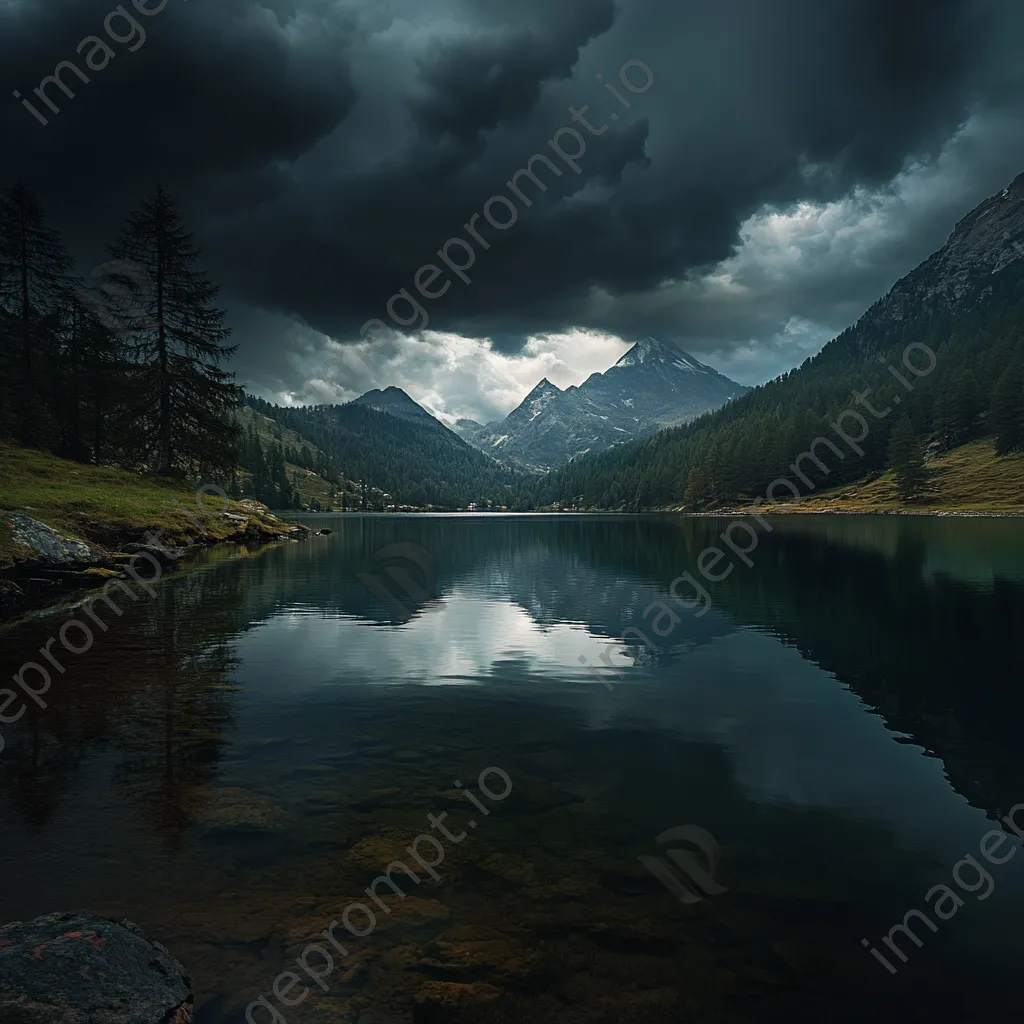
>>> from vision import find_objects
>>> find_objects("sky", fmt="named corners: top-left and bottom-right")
top-left (3, 0), bottom-right (1024, 426)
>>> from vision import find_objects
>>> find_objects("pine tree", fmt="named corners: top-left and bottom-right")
top-left (0, 305), bottom-right (12, 437)
top-left (683, 466), bottom-right (707, 512)
top-left (932, 378), bottom-right (957, 450)
top-left (951, 368), bottom-right (982, 441)
top-left (84, 305), bottom-right (135, 465)
top-left (991, 362), bottom-right (1023, 454)
top-left (51, 298), bottom-right (88, 460)
top-left (888, 415), bottom-right (926, 499)
top-left (0, 184), bottom-right (72, 445)
top-left (106, 187), bottom-right (238, 474)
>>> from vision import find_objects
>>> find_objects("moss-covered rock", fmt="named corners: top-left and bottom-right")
top-left (7, 515), bottom-right (107, 569)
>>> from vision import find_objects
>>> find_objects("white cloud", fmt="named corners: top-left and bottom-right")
top-left (270, 326), bottom-right (631, 424)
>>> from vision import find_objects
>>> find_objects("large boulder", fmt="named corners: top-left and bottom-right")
top-left (0, 912), bottom-right (193, 1024)
top-left (7, 516), bottom-right (106, 569)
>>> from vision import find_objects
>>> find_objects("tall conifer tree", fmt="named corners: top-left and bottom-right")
top-left (991, 361), bottom-right (1024, 454)
top-left (50, 296), bottom-right (131, 463)
top-left (0, 184), bottom-right (71, 446)
top-left (106, 187), bottom-right (238, 474)
top-left (888, 415), bottom-right (927, 499)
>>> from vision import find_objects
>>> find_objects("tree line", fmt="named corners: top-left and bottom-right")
top-left (0, 183), bottom-right (238, 476)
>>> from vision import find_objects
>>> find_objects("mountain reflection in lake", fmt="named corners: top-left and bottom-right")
top-left (1, 513), bottom-right (1023, 1023)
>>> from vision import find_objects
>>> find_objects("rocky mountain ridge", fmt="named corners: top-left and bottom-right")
top-left (863, 170), bottom-right (1024, 328)
top-left (454, 337), bottom-right (747, 470)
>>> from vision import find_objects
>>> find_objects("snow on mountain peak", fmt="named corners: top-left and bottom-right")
top-left (615, 336), bottom-right (708, 372)
top-left (456, 337), bottom-right (746, 469)
top-left (527, 377), bottom-right (562, 396)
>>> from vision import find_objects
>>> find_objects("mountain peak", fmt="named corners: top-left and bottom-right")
top-left (351, 387), bottom-right (436, 424)
top-left (615, 337), bottom-right (709, 372)
top-left (456, 335), bottom-right (745, 469)
top-left (527, 377), bottom-right (562, 396)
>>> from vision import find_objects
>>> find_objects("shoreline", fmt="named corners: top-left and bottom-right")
top-left (0, 502), bottom-right (309, 625)
top-left (659, 506), bottom-right (1024, 517)
top-left (277, 506), bottom-right (1024, 517)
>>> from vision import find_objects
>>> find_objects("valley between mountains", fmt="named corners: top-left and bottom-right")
top-left (232, 173), bottom-right (1024, 516)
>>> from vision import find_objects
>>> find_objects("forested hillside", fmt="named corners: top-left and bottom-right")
top-left (234, 404), bottom-right (357, 510)
top-left (532, 244), bottom-right (1024, 511)
top-left (244, 395), bottom-right (523, 509)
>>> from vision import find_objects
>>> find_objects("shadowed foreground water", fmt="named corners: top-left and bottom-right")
top-left (1, 513), bottom-right (1023, 1023)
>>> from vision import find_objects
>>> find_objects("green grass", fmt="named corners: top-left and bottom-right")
top-left (714, 437), bottom-right (1024, 515)
top-left (236, 405), bottom-right (347, 508)
top-left (0, 443), bottom-right (294, 568)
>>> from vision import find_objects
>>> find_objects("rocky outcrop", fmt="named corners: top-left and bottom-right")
top-left (0, 912), bottom-right (193, 1024)
top-left (7, 516), bottom-right (107, 569)
top-left (862, 171), bottom-right (1024, 327)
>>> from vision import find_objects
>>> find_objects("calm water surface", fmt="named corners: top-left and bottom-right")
top-left (1, 514), bottom-right (1023, 1023)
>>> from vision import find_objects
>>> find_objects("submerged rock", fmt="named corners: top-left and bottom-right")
top-left (193, 787), bottom-right (288, 834)
top-left (119, 542), bottom-right (187, 566)
top-left (0, 579), bottom-right (26, 615)
top-left (81, 567), bottom-right (122, 579)
top-left (349, 787), bottom-right (414, 812)
top-left (0, 911), bottom-right (193, 1024)
top-left (412, 981), bottom-right (501, 1020)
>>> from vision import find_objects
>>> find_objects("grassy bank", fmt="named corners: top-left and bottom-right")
top-left (697, 438), bottom-right (1024, 516)
top-left (0, 443), bottom-right (300, 569)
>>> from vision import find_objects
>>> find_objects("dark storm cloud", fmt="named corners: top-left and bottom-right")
top-left (0, 0), bottom-right (356, 248)
top-left (411, 0), bottom-right (615, 145)
top-left (2, 0), bottom-right (1024, 386)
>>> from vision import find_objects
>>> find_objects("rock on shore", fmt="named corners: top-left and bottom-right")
top-left (8, 516), bottom-right (107, 568)
top-left (0, 912), bottom-right (193, 1024)
top-left (1, 504), bottom-right (309, 620)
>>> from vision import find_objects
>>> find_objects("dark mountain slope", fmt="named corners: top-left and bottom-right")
top-left (244, 393), bottom-right (521, 508)
top-left (351, 386), bottom-right (443, 427)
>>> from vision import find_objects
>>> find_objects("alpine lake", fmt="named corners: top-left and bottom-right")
top-left (1, 513), bottom-right (1023, 1023)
